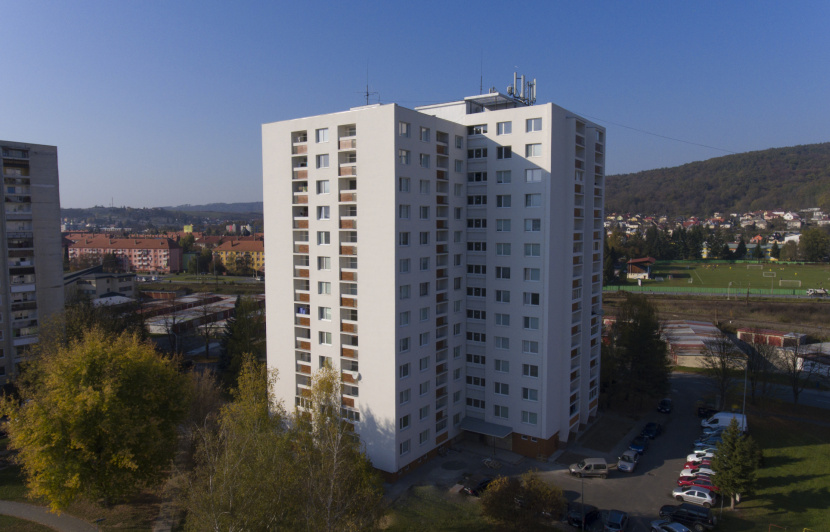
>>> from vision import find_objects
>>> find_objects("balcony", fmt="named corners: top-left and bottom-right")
top-left (295, 316), bottom-right (310, 327)
top-left (339, 139), bottom-right (357, 150)
top-left (293, 219), bottom-right (308, 229)
top-left (296, 363), bottom-right (311, 375)
top-left (341, 322), bottom-right (357, 334)
top-left (339, 219), bottom-right (356, 229)
top-left (294, 268), bottom-right (309, 278)
top-left (338, 165), bottom-right (357, 177)
top-left (341, 346), bottom-right (357, 359)
top-left (340, 271), bottom-right (356, 281)
top-left (295, 292), bottom-right (310, 303)
top-left (436, 170), bottom-right (447, 181)
top-left (292, 144), bottom-right (308, 155)
top-left (296, 340), bottom-right (311, 351)
top-left (293, 169), bottom-right (308, 180)
top-left (293, 194), bottom-right (308, 205)
top-left (294, 244), bottom-right (309, 254)
top-left (340, 296), bottom-right (357, 308)
top-left (436, 144), bottom-right (448, 155)
top-left (339, 192), bottom-right (357, 202)
top-left (340, 245), bottom-right (357, 256)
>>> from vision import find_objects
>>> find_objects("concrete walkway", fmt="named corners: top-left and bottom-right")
top-left (0, 501), bottom-right (97, 531)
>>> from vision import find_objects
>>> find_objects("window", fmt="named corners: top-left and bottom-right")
top-left (467, 264), bottom-right (486, 275)
top-left (399, 232), bottom-right (410, 246)
top-left (316, 154), bottom-right (329, 168)
top-left (399, 415), bottom-right (410, 430)
top-left (420, 127), bottom-right (430, 142)
top-left (317, 231), bottom-right (330, 245)
top-left (454, 184), bottom-right (464, 196)
top-left (419, 429), bottom-right (430, 444)
top-left (453, 391), bottom-right (462, 404)
top-left (467, 287), bottom-right (486, 298)
top-left (419, 332), bottom-right (429, 346)
top-left (467, 147), bottom-right (487, 159)
top-left (494, 405), bottom-right (509, 419)
top-left (495, 266), bottom-right (511, 279)
top-left (496, 243), bottom-right (511, 256)
top-left (495, 359), bottom-right (510, 373)
top-left (496, 195), bottom-right (512, 208)
top-left (525, 143), bottom-right (542, 157)
top-left (455, 159), bottom-right (464, 172)
top-left (522, 340), bottom-right (540, 354)
top-left (524, 268), bottom-right (541, 281)
top-left (525, 194), bottom-right (542, 207)
top-left (399, 122), bottom-right (411, 137)
top-left (399, 258), bottom-right (410, 273)
top-left (523, 316), bottom-right (540, 330)
top-left (419, 381), bottom-right (430, 395)
top-left (466, 331), bottom-right (486, 343)
top-left (399, 204), bottom-right (410, 219)
top-left (318, 307), bottom-right (331, 320)
top-left (522, 387), bottom-right (539, 401)
top-left (454, 277), bottom-right (462, 290)
top-left (399, 337), bottom-right (410, 352)
top-left (419, 232), bottom-right (429, 245)
top-left (467, 195), bottom-right (487, 205)
top-left (522, 364), bottom-right (539, 378)
top-left (467, 353), bottom-right (486, 364)
top-left (400, 389), bottom-right (411, 404)
top-left (466, 397), bottom-right (486, 409)
top-left (399, 177), bottom-right (410, 192)
top-left (496, 219), bottom-right (511, 232)
top-left (496, 121), bottom-right (512, 135)
top-left (495, 313), bottom-right (510, 326)
top-left (419, 154), bottom-right (430, 168)
top-left (455, 135), bottom-right (464, 148)
top-left (315, 128), bottom-right (329, 143)
top-left (453, 323), bottom-right (461, 335)
top-left (317, 206), bottom-right (330, 220)
top-left (454, 367), bottom-right (462, 380)
top-left (399, 311), bottom-right (410, 326)
top-left (419, 257), bottom-right (430, 271)
top-left (521, 411), bottom-right (538, 425)
top-left (399, 149), bottom-right (411, 165)
top-left (497, 146), bottom-right (512, 159)
top-left (317, 256), bottom-right (331, 270)
top-left (318, 281), bottom-right (331, 294)
top-left (466, 376), bottom-right (486, 387)
top-left (526, 168), bottom-right (542, 182)
top-left (399, 363), bottom-right (410, 378)
top-left (419, 356), bottom-right (430, 371)
top-left (419, 307), bottom-right (429, 321)
top-left (496, 170), bottom-right (511, 184)
top-left (495, 290), bottom-right (510, 303)
top-left (494, 382), bottom-right (509, 395)
top-left (524, 243), bottom-right (541, 257)
top-left (316, 180), bottom-right (330, 194)
top-left (467, 171), bottom-right (487, 182)
top-left (467, 124), bottom-right (487, 135)
top-left (523, 292), bottom-right (540, 305)
top-left (419, 206), bottom-right (430, 220)
top-left (400, 439), bottom-right (410, 455)
top-left (467, 309), bottom-right (486, 321)
top-left (419, 180), bottom-right (430, 194)
top-left (319, 331), bottom-right (332, 345)
top-left (467, 241), bottom-right (486, 252)
top-left (400, 285), bottom-right (410, 299)
top-left (526, 118), bottom-right (542, 132)
top-left (454, 253), bottom-right (463, 266)
top-left (454, 230), bottom-right (463, 242)
top-left (524, 218), bottom-right (541, 232)
top-left (495, 336), bottom-right (509, 350)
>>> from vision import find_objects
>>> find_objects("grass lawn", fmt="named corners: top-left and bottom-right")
top-left (381, 485), bottom-right (490, 531)
top-left (0, 515), bottom-right (54, 531)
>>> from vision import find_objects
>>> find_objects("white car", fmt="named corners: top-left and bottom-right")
top-left (686, 451), bottom-right (714, 462)
top-left (680, 467), bottom-right (715, 477)
top-left (650, 520), bottom-right (691, 532)
top-left (671, 486), bottom-right (717, 508)
top-left (617, 450), bottom-right (640, 473)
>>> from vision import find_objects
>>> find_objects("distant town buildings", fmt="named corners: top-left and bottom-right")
top-left (67, 235), bottom-right (183, 273)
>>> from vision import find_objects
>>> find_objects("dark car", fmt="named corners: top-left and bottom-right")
top-left (658, 398), bottom-right (673, 413)
top-left (567, 502), bottom-right (601, 529)
top-left (693, 435), bottom-right (723, 448)
top-left (461, 476), bottom-right (492, 497)
top-left (629, 435), bottom-right (649, 453)
top-left (604, 509), bottom-right (630, 532)
top-left (697, 406), bottom-right (718, 419)
top-left (659, 503), bottom-right (717, 531)
top-left (642, 422), bottom-right (663, 439)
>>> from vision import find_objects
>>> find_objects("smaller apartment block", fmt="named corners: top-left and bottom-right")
top-left (68, 235), bottom-right (182, 273)
top-left (213, 239), bottom-right (265, 274)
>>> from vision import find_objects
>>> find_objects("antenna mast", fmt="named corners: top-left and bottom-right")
top-left (506, 71), bottom-right (537, 106)
top-left (364, 65), bottom-right (378, 105)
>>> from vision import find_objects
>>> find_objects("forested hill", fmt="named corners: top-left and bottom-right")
top-left (605, 142), bottom-right (830, 216)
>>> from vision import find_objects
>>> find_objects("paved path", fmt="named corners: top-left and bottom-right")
top-left (0, 501), bottom-right (96, 532)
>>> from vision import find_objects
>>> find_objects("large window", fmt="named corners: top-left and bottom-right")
top-left (526, 168), bottom-right (542, 182)
top-left (526, 118), bottom-right (542, 132)
top-left (524, 268), bottom-right (541, 281)
top-left (522, 364), bottom-right (539, 378)
top-left (524, 243), bottom-right (541, 257)
top-left (317, 256), bottom-right (331, 270)
top-left (496, 219), bottom-right (511, 232)
top-left (523, 316), bottom-right (539, 330)
top-left (399, 122), bottom-right (411, 137)
top-left (420, 127), bottom-right (430, 142)
top-left (467, 147), bottom-right (487, 159)
top-left (399, 204), bottom-right (410, 219)
top-left (496, 170), bottom-right (511, 184)
top-left (497, 146), bottom-right (512, 159)
top-left (525, 194), bottom-right (542, 207)
top-left (467, 124), bottom-right (487, 135)
top-left (521, 411), bottom-right (538, 425)
top-left (318, 331), bottom-right (332, 345)
top-left (525, 143), bottom-right (542, 157)
top-left (496, 121), bottom-right (512, 135)
top-left (399, 149), bottom-right (411, 165)
top-left (317, 206), bottom-right (330, 220)
top-left (494, 382), bottom-right (509, 395)
top-left (316, 180), bottom-right (330, 194)
top-left (318, 307), bottom-right (331, 321)
top-left (524, 218), bottom-right (541, 231)
top-left (495, 266), bottom-right (511, 279)
top-left (496, 195), bottom-right (512, 208)
top-left (317, 231), bottom-right (330, 245)
top-left (315, 128), bottom-right (329, 143)
top-left (496, 243), bottom-right (511, 256)
top-left (522, 387), bottom-right (538, 401)
top-left (419, 154), bottom-right (430, 168)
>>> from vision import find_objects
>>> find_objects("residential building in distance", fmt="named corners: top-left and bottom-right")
top-left (64, 265), bottom-right (136, 301)
top-left (0, 141), bottom-right (64, 383)
top-left (263, 80), bottom-right (605, 479)
top-left (213, 238), bottom-right (265, 274)
top-left (67, 235), bottom-right (183, 273)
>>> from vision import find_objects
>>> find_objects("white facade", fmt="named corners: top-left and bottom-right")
top-left (263, 92), bottom-right (604, 477)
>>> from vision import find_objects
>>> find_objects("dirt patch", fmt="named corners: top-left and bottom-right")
top-left (577, 415), bottom-right (635, 453)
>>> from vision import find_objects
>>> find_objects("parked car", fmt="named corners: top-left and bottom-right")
top-left (683, 459), bottom-right (712, 470)
top-left (700, 412), bottom-right (747, 432)
top-left (676, 476), bottom-right (720, 493)
top-left (689, 446), bottom-right (718, 457)
top-left (570, 458), bottom-right (609, 478)
top-left (658, 398), bottom-right (673, 413)
top-left (629, 436), bottom-right (649, 453)
top-left (697, 405), bottom-right (718, 419)
top-left (604, 510), bottom-right (629, 532)
top-left (659, 503), bottom-right (718, 530)
top-left (617, 450), bottom-right (640, 473)
top-left (677, 474), bottom-right (713, 486)
top-left (461, 476), bottom-right (492, 497)
top-left (671, 486), bottom-right (717, 508)
top-left (686, 451), bottom-right (715, 462)
top-left (700, 426), bottom-right (726, 436)
top-left (642, 422), bottom-right (663, 439)
top-left (693, 435), bottom-right (723, 447)
top-left (650, 520), bottom-right (691, 532)
top-left (680, 466), bottom-right (715, 477)
top-left (566, 502), bottom-right (601, 529)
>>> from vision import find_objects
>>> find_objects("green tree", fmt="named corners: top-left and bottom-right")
top-left (700, 333), bottom-right (742, 410)
top-left (711, 419), bottom-right (762, 510)
top-left (751, 242), bottom-right (764, 261)
top-left (603, 239), bottom-right (619, 286)
top-left (734, 239), bottom-right (747, 259)
top-left (3, 328), bottom-right (190, 510)
top-left (481, 472), bottom-right (566, 527)
top-left (220, 296), bottom-right (265, 386)
top-left (769, 241), bottom-right (781, 259)
top-left (179, 233), bottom-right (196, 253)
top-left (799, 227), bottom-right (830, 262)
top-left (102, 252), bottom-right (120, 272)
top-left (606, 293), bottom-right (670, 405)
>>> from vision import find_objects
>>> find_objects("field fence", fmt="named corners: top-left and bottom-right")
top-left (604, 285), bottom-right (807, 296)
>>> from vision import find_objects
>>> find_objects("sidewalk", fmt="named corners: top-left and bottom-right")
top-left (0, 501), bottom-right (97, 532)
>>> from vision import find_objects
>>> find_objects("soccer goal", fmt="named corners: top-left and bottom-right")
top-left (746, 264), bottom-right (763, 269)
top-left (762, 272), bottom-right (776, 278)
top-left (779, 279), bottom-right (801, 288)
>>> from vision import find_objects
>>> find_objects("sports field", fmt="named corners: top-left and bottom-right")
top-left (627, 261), bottom-right (830, 291)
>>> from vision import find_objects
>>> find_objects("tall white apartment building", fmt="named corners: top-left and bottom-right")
top-left (0, 141), bottom-right (64, 384)
top-left (263, 89), bottom-right (604, 479)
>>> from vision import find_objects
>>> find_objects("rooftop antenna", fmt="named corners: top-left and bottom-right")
top-left (364, 64), bottom-right (378, 105)
top-left (506, 71), bottom-right (537, 106)
top-left (480, 51), bottom-right (483, 94)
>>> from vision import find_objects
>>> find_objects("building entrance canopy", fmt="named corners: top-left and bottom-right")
top-left (459, 417), bottom-right (513, 439)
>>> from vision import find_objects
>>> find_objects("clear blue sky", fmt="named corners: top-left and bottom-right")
top-left (2, 1), bottom-right (828, 208)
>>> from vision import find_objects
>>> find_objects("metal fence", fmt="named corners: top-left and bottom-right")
top-left (603, 285), bottom-right (806, 296)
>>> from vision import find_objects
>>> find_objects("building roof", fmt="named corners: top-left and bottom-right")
top-left (662, 320), bottom-right (723, 357)
top-left (69, 236), bottom-right (180, 250)
top-left (214, 240), bottom-right (264, 253)
top-left (627, 257), bottom-right (657, 265)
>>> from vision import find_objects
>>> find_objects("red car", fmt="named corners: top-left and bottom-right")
top-left (676, 476), bottom-right (721, 492)
top-left (683, 459), bottom-right (712, 470)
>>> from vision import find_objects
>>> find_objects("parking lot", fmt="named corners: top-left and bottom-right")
top-left (387, 372), bottom-right (723, 531)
